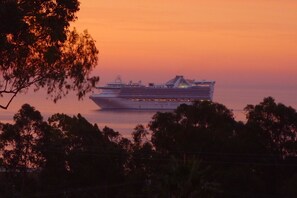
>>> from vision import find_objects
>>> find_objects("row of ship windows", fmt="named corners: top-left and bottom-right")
top-left (130, 98), bottom-right (206, 102)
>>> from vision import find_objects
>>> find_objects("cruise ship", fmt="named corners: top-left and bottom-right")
top-left (90, 75), bottom-right (215, 110)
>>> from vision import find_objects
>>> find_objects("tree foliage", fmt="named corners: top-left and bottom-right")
top-left (150, 101), bottom-right (237, 158)
top-left (0, 104), bottom-right (47, 195)
top-left (245, 97), bottom-right (297, 157)
top-left (0, 104), bottom-right (131, 197)
top-left (0, 98), bottom-right (297, 197)
top-left (0, 104), bottom-right (46, 170)
top-left (0, 0), bottom-right (99, 109)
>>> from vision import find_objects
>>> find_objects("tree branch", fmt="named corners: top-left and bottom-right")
top-left (0, 91), bottom-right (18, 110)
top-left (0, 76), bottom-right (45, 109)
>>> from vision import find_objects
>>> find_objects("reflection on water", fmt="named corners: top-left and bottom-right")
top-left (83, 109), bottom-right (161, 138)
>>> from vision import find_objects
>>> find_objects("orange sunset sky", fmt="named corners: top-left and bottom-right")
top-left (2, 0), bottom-right (297, 115)
top-left (74, 0), bottom-right (297, 88)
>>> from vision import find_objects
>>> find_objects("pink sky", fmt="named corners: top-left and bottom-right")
top-left (74, 0), bottom-right (297, 87)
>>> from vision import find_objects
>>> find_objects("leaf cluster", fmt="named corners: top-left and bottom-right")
top-left (0, 0), bottom-right (99, 109)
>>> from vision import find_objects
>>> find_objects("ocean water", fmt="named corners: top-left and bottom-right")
top-left (1, 86), bottom-right (297, 138)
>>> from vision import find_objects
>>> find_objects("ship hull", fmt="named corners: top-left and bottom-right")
top-left (90, 96), bottom-right (193, 110)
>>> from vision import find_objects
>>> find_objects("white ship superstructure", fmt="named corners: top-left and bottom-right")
top-left (90, 75), bottom-right (215, 110)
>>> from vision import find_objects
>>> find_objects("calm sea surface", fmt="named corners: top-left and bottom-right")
top-left (1, 86), bottom-right (297, 138)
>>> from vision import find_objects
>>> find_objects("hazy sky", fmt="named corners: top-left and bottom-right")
top-left (74, 0), bottom-right (297, 88)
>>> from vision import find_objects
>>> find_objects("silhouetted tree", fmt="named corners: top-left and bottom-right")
top-left (244, 97), bottom-right (297, 197)
top-left (245, 97), bottom-right (297, 157)
top-left (48, 115), bottom-right (121, 184)
top-left (0, 104), bottom-right (47, 196)
top-left (0, 105), bottom-right (131, 197)
top-left (0, 0), bottom-right (99, 109)
top-left (148, 101), bottom-right (240, 197)
top-left (150, 101), bottom-right (237, 160)
top-left (149, 100), bottom-right (285, 197)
